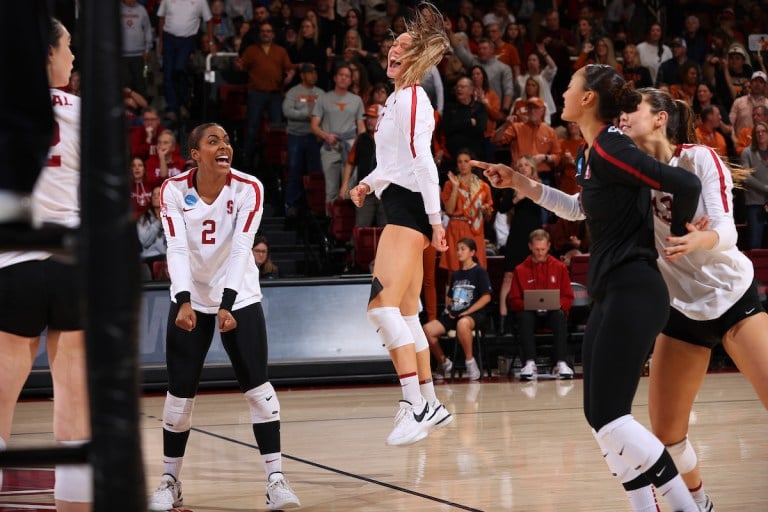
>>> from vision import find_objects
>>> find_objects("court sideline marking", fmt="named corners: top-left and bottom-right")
top-left (145, 414), bottom-right (484, 511)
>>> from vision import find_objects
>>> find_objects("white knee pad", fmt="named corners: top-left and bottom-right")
top-left (403, 315), bottom-right (429, 352)
top-left (367, 307), bottom-right (413, 351)
top-left (667, 437), bottom-right (697, 474)
top-left (245, 382), bottom-right (280, 423)
top-left (592, 428), bottom-right (641, 483)
top-left (163, 392), bottom-right (195, 433)
top-left (597, 415), bottom-right (664, 474)
top-left (54, 440), bottom-right (92, 503)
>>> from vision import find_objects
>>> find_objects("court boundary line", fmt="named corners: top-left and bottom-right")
top-left (145, 414), bottom-right (484, 511)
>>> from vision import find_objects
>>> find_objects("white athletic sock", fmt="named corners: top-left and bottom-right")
top-left (262, 451), bottom-right (282, 476)
top-left (689, 480), bottom-right (707, 507)
top-left (657, 474), bottom-right (699, 512)
top-left (626, 487), bottom-right (659, 512)
top-left (162, 456), bottom-right (183, 480)
top-left (399, 373), bottom-right (422, 405)
top-left (420, 379), bottom-right (437, 403)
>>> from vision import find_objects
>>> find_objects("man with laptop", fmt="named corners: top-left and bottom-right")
top-left (507, 228), bottom-right (575, 380)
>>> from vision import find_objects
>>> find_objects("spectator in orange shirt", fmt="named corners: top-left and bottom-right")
top-left (735, 105), bottom-right (768, 156)
top-left (695, 106), bottom-right (728, 157)
top-left (486, 21), bottom-right (520, 93)
top-left (237, 22), bottom-right (295, 167)
top-left (440, 150), bottom-right (494, 271)
top-left (556, 120), bottom-right (584, 194)
top-left (470, 65), bottom-right (504, 162)
top-left (493, 96), bottom-right (561, 185)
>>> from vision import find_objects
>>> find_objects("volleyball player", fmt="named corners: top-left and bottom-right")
top-left (619, 87), bottom-right (768, 512)
top-left (0, 19), bottom-right (92, 511)
top-left (148, 123), bottom-right (300, 510)
top-left (473, 64), bottom-right (703, 511)
top-left (349, 3), bottom-right (453, 446)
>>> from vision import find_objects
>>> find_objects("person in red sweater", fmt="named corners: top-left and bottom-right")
top-left (130, 107), bottom-right (165, 160)
top-left (145, 130), bottom-right (187, 182)
top-left (508, 228), bottom-right (574, 380)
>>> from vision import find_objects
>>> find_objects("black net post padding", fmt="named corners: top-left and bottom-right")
top-left (0, 3), bottom-right (53, 194)
top-left (79, 1), bottom-right (146, 510)
top-left (0, 444), bottom-right (88, 467)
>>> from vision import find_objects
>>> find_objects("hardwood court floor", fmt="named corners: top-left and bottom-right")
top-left (4, 373), bottom-right (767, 511)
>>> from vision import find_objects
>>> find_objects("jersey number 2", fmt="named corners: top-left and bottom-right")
top-left (202, 220), bottom-right (216, 245)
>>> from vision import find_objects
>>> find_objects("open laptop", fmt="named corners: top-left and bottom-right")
top-left (523, 289), bottom-right (561, 311)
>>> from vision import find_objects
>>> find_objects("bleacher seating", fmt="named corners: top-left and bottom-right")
top-left (744, 248), bottom-right (768, 303)
top-left (330, 198), bottom-right (356, 243)
top-left (569, 254), bottom-right (589, 286)
top-left (352, 226), bottom-right (383, 273)
top-left (151, 259), bottom-right (169, 281)
top-left (218, 84), bottom-right (247, 124)
top-left (303, 173), bottom-right (326, 217)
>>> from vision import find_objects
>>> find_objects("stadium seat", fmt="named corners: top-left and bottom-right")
top-left (569, 253), bottom-right (589, 286)
top-left (352, 226), bottom-right (384, 272)
top-left (330, 198), bottom-right (356, 242)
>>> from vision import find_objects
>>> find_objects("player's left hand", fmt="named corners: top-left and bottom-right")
top-left (218, 309), bottom-right (237, 332)
top-left (431, 224), bottom-right (449, 252)
top-left (663, 221), bottom-right (712, 262)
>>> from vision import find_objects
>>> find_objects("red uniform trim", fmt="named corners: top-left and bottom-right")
top-left (675, 144), bottom-right (729, 213)
top-left (683, 143), bottom-right (729, 213)
top-left (593, 138), bottom-right (661, 189)
top-left (230, 173), bottom-right (262, 232)
top-left (159, 178), bottom-right (175, 237)
top-left (409, 85), bottom-right (417, 158)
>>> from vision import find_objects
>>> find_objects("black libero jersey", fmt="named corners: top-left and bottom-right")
top-left (576, 125), bottom-right (701, 300)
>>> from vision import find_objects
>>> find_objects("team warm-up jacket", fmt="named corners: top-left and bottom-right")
top-left (160, 168), bottom-right (264, 313)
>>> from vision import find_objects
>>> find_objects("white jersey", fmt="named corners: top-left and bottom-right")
top-left (361, 85), bottom-right (442, 225)
top-left (160, 168), bottom-right (264, 313)
top-left (0, 89), bottom-right (81, 269)
top-left (652, 144), bottom-right (753, 320)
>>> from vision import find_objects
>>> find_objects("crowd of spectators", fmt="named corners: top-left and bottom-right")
top-left (96, 1), bottom-right (768, 295)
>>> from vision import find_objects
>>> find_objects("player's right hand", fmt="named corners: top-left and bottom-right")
top-left (350, 183), bottom-right (370, 207)
top-left (175, 303), bottom-right (196, 331)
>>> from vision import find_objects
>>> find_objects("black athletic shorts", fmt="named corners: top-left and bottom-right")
top-left (0, 258), bottom-right (84, 336)
top-left (662, 280), bottom-right (765, 349)
top-left (381, 183), bottom-right (432, 239)
top-left (437, 309), bottom-right (488, 333)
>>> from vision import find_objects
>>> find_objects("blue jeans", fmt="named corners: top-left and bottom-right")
top-left (746, 204), bottom-right (767, 249)
top-left (244, 90), bottom-right (284, 165)
top-left (285, 133), bottom-right (321, 209)
top-left (161, 32), bottom-right (196, 113)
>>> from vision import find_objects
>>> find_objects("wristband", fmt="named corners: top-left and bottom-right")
top-left (219, 288), bottom-right (237, 311)
top-left (175, 291), bottom-right (191, 305)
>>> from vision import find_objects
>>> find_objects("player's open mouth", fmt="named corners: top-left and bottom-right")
top-left (215, 155), bottom-right (230, 165)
